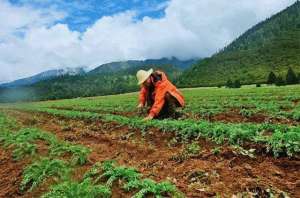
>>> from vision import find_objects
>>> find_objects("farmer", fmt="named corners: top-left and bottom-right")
top-left (136, 68), bottom-right (185, 121)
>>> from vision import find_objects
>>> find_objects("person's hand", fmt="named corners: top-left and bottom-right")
top-left (143, 115), bottom-right (154, 121)
top-left (137, 103), bottom-right (144, 109)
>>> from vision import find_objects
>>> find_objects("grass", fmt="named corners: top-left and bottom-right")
top-left (4, 85), bottom-right (300, 120)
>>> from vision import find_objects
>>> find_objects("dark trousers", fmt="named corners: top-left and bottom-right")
top-left (147, 92), bottom-right (181, 119)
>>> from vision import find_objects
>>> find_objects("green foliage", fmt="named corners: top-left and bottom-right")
top-left (226, 79), bottom-right (233, 88)
top-left (0, 128), bottom-right (44, 160)
top-left (185, 142), bottom-right (201, 156)
top-left (12, 142), bottom-right (36, 160)
top-left (286, 67), bottom-right (298, 85)
top-left (0, 113), bottom-right (18, 131)
top-left (20, 158), bottom-right (70, 192)
top-left (84, 161), bottom-right (142, 187)
top-left (42, 178), bottom-right (111, 198)
top-left (99, 160), bottom-right (141, 187)
top-left (10, 128), bottom-right (57, 145)
top-left (82, 161), bottom-right (183, 197)
top-left (234, 80), bottom-right (241, 88)
top-left (124, 178), bottom-right (184, 198)
top-left (49, 141), bottom-right (91, 165)
top-left (267, 129), bottom-right (300, 157)
top-left (0, 114), bottom-right (91, 163)
top-left (226, 79), bottom-right (241, 88)
top-left (0, 125), bottom-right (91, 162)
top-left (267, 71), bottom-right (277, 84)
top-left (178, 1), bottom-right (300, 87)
top-left (275, 76), bottom-right (285, 86)
top-left (212, 147), bottom-right (221, 155)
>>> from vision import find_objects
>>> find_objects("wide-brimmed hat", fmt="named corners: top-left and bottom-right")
top-left (136, 68), bottom-right (153, 85)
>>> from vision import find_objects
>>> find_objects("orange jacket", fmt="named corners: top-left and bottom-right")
top-left (139, 70), bottom-right (185, 117)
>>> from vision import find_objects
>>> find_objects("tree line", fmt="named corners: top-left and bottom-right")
top-left (267, 67), bottom-right (300, 86)
top-left (226, 67), bottom-right (300, 88)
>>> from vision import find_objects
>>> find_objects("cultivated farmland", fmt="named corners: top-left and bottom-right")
top-left (0, 85), bottom-right (299, 197)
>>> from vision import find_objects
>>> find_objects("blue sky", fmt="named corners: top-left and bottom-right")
top-left (8, 0), bottom-right (170, 32)
top-left (0, 0), bottom-right (296, 82)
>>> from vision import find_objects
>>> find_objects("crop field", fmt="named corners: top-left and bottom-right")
top-left (0, 85), bottom-right (299, 197)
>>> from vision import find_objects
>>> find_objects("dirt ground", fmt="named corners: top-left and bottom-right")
top-left (0, 110), bottom-right (299, 198)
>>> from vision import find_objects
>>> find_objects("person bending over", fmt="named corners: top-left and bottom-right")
top-left (136, 68), bottom-right (185, 121)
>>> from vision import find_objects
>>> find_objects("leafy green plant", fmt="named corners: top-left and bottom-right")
top-left (124, 178), bottom-right (184, 198)
top-left (42, 178), bottom-right (111, 198)
top-left (267, 129), bottom-right (300, 157)
top-left (84, 161), bottom-right (142, 187)
top-left (10, 128), bottom-right (57, 145)
top-left (20, 158), bottom-right (70, 192)
top-left (0, 130), bottom-right (38, 160)
top-left (83, 162), bottom-right (102, 182)
top-left (185, 142), bottom-right (201, 156)
top-left (212, 147), bottom-right (221, 155)
top-left (12, 142), bottom-right (36, 160)
top-left (49, 141), bottom-right (91, 165)
top-left (0, 113), bottom-right (18, 131)
top-left (100, 160), bottom-right (141, 187)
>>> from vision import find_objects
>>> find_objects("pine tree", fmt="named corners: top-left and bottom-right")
top-left (275, 76), bottom-right (285, 86)
top-left (286, 67), bottom-right (298, 84)
top-left (267, 71), bottom-right (277, 84)
top-left (234, 80), bottom-right (241, 88)
top-left (226, 79), bottom-right (233, 88)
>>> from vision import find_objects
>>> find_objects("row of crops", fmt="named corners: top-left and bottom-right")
top-left (13, 85), bottom-right (300, 120)
top-left (13, 106), bottom-right (300, 158)
top-left (0, 113), bottom-right (183, 197)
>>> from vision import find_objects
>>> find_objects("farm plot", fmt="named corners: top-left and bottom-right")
top-left (0, 85), bottom-right (300, 197)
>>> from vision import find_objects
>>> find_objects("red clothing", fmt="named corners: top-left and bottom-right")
top-left (139, 70), bottom-right (185, 117)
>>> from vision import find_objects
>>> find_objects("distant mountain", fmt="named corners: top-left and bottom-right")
top-left (0, 67), bottom-right (86, 88)
top-left (0, 57), bottom-right (197, 102)
top-left (177, 1), bottom-right (300, 87)
top-left (90, 57), bottom-right (197, 74)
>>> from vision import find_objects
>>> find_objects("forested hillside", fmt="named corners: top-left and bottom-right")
top-left (177, 1), bottom-right (300, 87)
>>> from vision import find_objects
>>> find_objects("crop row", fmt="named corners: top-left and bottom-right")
top-left (0, 112), bottom-right (182, 197)
top-left (16, 107), bottom-right (300, 158)
top-left (0, 118), bottom-right (90, 164)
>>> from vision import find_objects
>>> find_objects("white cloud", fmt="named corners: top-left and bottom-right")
top-left (0, 0), bottom-right (296, 82)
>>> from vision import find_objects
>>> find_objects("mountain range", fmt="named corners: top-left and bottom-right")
top-left (0, 67), bottom-right (86, 88)
top-left (0, 57), bottom-right (197, 102)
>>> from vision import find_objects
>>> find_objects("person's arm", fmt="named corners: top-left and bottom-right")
top-left (147, 88), bottom-right (166, 119)
top-left (138, 86), bottom-right (147, 107)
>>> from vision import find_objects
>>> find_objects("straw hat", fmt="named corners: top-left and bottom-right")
top-left (136, 68), bottom-right (153, 85)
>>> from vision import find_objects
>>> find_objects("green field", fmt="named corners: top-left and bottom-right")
top-left (0, 85), bottom-right (299, 197)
